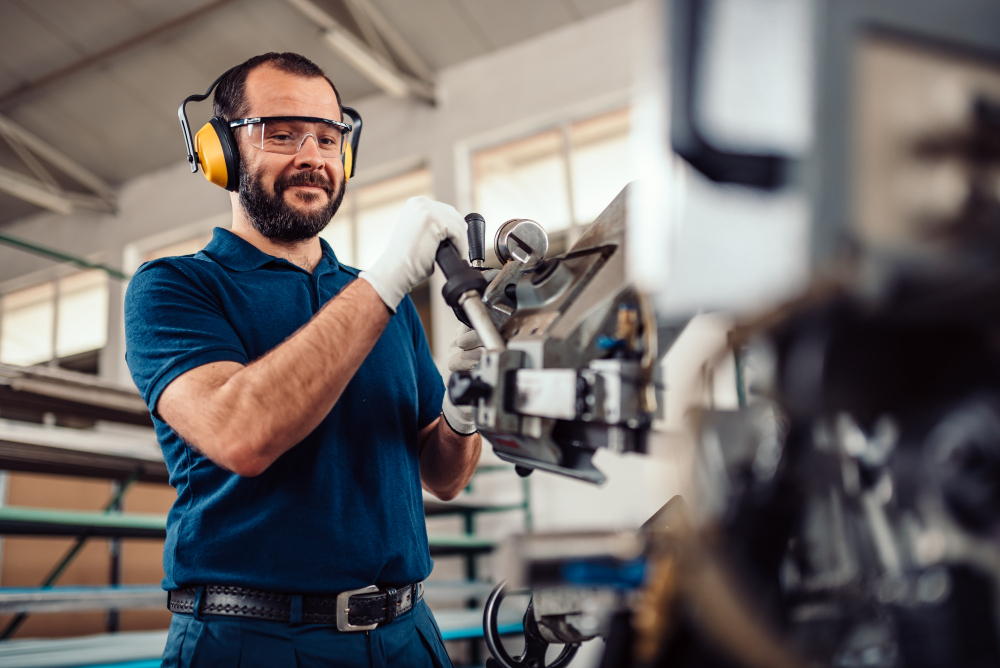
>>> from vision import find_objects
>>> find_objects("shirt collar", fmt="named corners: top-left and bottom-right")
top-left (202, 227), bottom-right (341, 274)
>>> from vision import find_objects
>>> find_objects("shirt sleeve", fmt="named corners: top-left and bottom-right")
top-left (400, 296), bottom-right (445, 430)
top-left (124, 259), bottom-right (249, 415)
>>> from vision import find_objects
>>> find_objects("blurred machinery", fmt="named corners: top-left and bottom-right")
top-left (444, 1), bottom-right (1000, 666)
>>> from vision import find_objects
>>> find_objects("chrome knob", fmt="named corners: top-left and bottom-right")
top-left (494, 219), bottom-right (549, 265)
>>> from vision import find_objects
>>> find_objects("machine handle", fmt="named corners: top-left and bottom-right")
top-left (465, 213), bottom-right (486, 265)
top-left (436, 230), bottom-right (506, 353)
top-left (435, 238), bottom-right (474, 290)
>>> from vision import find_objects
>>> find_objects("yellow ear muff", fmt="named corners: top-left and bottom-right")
top-left (195, 123), bottom-right (230, 189)
top-left (342, 143), bottom-right (353, 184)
top-left (195, 118), bottom-right (238, 191)
top-left (195, 123), bottom-right (229, 189)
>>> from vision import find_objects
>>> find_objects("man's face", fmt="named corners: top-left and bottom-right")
top-left (236, 66), bottom-right (346, 243)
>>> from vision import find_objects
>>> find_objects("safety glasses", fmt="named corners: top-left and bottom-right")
top-left (229, 116), bottom-right (353, 158)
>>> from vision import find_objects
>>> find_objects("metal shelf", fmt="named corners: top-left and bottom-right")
top-left (0, 418), bottom-right (167, 484)
top-left (426, 533), bottom-right (497, 556)
top-left (0, 585), bottom-right (165, 614)
top-left (423, 499), bottom-right (526, 517)
top-left (0, 363), bottom-right (151, 427)
top-left (0, 506), bottom-right (167, 539)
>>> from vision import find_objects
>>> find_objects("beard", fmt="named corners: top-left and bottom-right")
top-left (238, 162), bottom-right (345, 243)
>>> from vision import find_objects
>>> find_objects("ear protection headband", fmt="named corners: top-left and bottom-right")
top-left (177, 67), bottom-right (362, 191)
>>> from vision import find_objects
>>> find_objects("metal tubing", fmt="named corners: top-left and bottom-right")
top-left (458, 291), bottom-right (506, 353)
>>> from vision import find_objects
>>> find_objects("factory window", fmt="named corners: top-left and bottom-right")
top-left (472, 107), bottom-right (633, 257)
top-left (321, 167), bottom-right (434, 341)
top-left (0, 270), bottom-right (109, 372)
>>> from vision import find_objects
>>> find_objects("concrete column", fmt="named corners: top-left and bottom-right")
top-left (99, 243), bottom-right (131, 387)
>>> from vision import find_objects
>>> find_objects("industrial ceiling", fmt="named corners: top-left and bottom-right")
top-left (0, 0), bottom-right (628, 227)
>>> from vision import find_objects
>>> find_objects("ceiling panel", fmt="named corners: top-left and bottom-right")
top-left (454, 0), bottom-right (580, 51)
top-left (24, 71), bottom-right (166, 180)
top-left (0, 2), bottom-right (82, 83)
top-left (105, 42), bottom-right (214, 151)
top-left (14, 0), bottom-right (148, 57)
top-left (0, 62), bottom-right (21, 94)
top-left (372, 0), bottom-right (491, 70)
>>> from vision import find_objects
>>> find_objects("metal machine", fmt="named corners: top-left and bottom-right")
top-left (438, 185), bottom-right (663, 485)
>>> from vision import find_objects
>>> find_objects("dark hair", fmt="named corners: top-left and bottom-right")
top-left (213, 52), bottom-right (343, 122)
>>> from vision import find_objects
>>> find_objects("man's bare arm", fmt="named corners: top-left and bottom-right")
top-left (158, 279), bottom-right (390, 476)
top-left (418, 417), bottom-right (482, 501)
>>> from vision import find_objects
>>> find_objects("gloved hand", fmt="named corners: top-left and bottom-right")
top-left (360, 196), bottom-right (469, 312)
top-left (442, 323), bottom-right (485, 435)
top-left (447, 323), bottom-right (485, 373)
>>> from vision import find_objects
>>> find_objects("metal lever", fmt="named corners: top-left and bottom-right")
top-left (436, 231), bottom-right (505, 353)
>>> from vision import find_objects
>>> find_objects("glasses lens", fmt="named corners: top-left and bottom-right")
top-left (247, 120), bottom-right (346, 157)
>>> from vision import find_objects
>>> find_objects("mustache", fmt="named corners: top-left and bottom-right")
top-left (275, 171), bottom-right (334, 196)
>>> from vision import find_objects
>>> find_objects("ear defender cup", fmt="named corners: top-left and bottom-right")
top-left (342, 143), bottom-right (353, 184)
top-left (195, 117), bottom-right (239, 191)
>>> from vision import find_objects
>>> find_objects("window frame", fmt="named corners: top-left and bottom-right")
top-left (0, 267), bottom-right (111, 369)
top-left (454, 94), bottom-right (632, 251)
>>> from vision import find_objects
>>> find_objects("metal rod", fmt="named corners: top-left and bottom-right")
top-left (106, 479), bottom-right (123, 633)
top-left (734, 346), bottom-right (747, 409)
top-left (0, 471), bottom-right (140, 640)
top-left (458, 291), bottom-right (505, 353)
top-left (0, 232), bottom-right (129, 281)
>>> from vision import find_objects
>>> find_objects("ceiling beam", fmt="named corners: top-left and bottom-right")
top-left (285, 0), bottom-right (435, 103)
top-left (0, 114), bottom-right (116, 214)
top-left (0, 0), bottom-right (240, 109)
top-left (0, 114), bottom-right (115, 204)
top-left (0, 166), bottom-right (115, 216)
top-left (340, 0), bottom-right (393, 64)
top-left (342, 0), bottom-right (435, 83)
top-left (0, 166), bottom-right (73, 215)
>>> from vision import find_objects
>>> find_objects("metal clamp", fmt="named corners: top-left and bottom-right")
top-left (336, 584), bottom-right (379, 632)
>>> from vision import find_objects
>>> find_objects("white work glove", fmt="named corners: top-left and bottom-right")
top-left (442, 323), bottom-right (485, 435)
top-left (447, 323), bottom-right (485, 373)
top-left (360, 196), bottom-right (469, 313)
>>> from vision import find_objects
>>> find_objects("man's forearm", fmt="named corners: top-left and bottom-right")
top-left (420, 417), bottom-right (482, 501)
top-left (160, 279), bottom-right (390, 474)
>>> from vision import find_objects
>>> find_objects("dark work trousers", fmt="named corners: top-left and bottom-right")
top-left (161, 598), bottom-right (453, 668)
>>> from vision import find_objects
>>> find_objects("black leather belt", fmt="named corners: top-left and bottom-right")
top-left (167, 582), bottom-right (423, 632)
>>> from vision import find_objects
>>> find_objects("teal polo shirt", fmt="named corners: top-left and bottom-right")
top-left (124, 227), bottom-right (445, 593)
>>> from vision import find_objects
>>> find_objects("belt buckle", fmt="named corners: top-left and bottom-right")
top-left (337, 584), bottom-right (379, 632)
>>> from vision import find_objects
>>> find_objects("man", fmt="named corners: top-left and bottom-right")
top-left (124, 52), bottom-right (482, 667)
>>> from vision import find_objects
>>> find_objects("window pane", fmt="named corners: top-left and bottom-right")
top-left (56, 270), bottom-right (108, 358)
top-left (473, 129), bottom-right (571, 243)
top-left (569, 108), bottom-right (634, 226)
top-left (355, 169), bottom-right (433, 271)
top-left (1, 283), bottom-right (54, 366)
top-left (320, 191), bottom-right (355, 266)
top-left (357, 201), bottom-right (406, 270)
